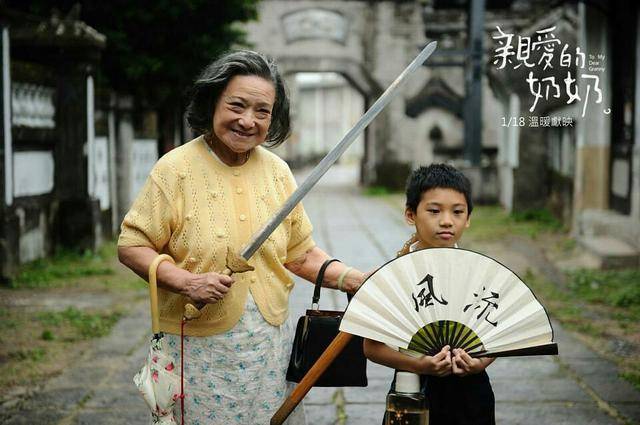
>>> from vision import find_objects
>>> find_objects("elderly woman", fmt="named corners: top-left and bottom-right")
top-left (118, 50), bottom-right (366, 424)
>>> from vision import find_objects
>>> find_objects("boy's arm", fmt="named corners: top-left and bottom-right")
top-left (363, 339), bottom-right (453, 376)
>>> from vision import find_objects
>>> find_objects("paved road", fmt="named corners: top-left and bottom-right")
top-left (3, 164), bottom-right (639, 424)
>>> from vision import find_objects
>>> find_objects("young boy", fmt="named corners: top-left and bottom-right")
top-left (364, 163), bottom-right (496, 425)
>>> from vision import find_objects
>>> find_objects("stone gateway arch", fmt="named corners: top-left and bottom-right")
top-left (242, 1), bottom-right (433, 187)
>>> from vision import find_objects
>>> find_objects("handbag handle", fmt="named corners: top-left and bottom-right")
top-left (312, 259), bottom-right (341, 308)
top-left (312, 258), bottom-right (354, 307)
top-left (148, 254), bottom-right (175, 335)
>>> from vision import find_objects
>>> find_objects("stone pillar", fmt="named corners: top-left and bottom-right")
top-left (1, 26), bottom-right (11, 209)
top-left (54, 62), bottom-right (102, 251)
top-left (573, 2), bottom-right (611, 224)
top-left (107, 94), bottom-right (119, 236)
top-left (0, 23), bottom-right (19, 282)
top-left (115, 95), bottom-right (135, 225)
top-left (633, 6), bottom-right (640, 221)
top-left (464, 0), bottom-right (485, 166)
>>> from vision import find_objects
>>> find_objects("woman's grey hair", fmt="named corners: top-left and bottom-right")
top-left (186, 50), bottom-right (291, 147)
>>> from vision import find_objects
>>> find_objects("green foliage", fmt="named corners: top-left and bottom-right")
top-left (363, 186), bottom-right (395, 196)
top-left (464, 206), bottom-right (565, 241)
top-left (9, 348), bottom-right (46, 362)
top-left (558, 237), bottom-right (577, 252)
top-left (11, 248), bottom-right (114, 288)
top-left (0, 308), bottom-right (18, 333)
top-left (620, 370), bottom-right (640, 391)
top-left (7, 0), bottom-right (259, 105)
top-left (510, 208), bottom-right (562, 227)
top-left (37, 307), bottom-right (122, 339)
top-left (567, 269), bottom-right (640, 308)
top-left (525, 268), bottom-right (640, 391)
top-left (41, 330), bottom-right (55, 341)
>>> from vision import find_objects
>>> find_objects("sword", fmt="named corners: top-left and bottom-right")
top-left (184, 41), bottom-right (438, 320)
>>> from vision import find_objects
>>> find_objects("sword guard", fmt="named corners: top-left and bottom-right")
top-left (225, 246), bottom-right (254, 274)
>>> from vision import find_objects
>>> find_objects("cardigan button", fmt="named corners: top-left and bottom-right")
top-left (233, 170), bottom-right (240, 176)
top-left (250, 277), bottom-right (256, 283)
top-left (179, 172), bottom-right (186, 179)
top-left (216, 229), bottom-right (225, 238)
top-left (239, 214), bottom-right (247, 221)
top-left (236, 187), bottom-right (243, 194)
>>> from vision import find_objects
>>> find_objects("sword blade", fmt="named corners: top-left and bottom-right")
top-left (240, 41), bottom-right (438, 260)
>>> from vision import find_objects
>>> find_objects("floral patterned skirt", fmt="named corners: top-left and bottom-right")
top-left (163, 294), bottom-right (306, 425)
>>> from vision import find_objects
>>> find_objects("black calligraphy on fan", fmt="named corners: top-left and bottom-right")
top-left (463, 286), bottom-right (500, 326)
top-left (411, 273), bottom-right (448, 312)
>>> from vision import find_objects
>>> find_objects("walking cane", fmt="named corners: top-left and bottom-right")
top-left (271, 332), bottom-right (353, 425)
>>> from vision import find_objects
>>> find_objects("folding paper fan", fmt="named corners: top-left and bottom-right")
top-left (340, 248), bottom-right (558, 358)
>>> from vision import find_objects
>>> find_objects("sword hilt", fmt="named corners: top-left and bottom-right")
top-left (183, 247), bottom-right (254, 321)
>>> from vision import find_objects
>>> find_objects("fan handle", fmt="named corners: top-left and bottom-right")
top-left (472, 343), bottom-right (558, 358)
top-left (270, 331), bottom-right (353, 425)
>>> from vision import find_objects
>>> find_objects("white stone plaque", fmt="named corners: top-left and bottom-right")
top-left (282, 9), bottom-right (348, 44)
top-left (13, 150), bottom-right (54, 197)
top-left (130, 139), bottom-right (158, 201)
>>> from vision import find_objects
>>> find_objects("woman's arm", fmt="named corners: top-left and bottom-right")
top-left (364, 339), bottom-right (453, 377)
top-left (283, 246), bottom-right (366, 293)
top-left (118, 245), bottom-right (234, 304)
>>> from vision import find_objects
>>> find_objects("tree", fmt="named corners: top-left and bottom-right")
top-left (7, 0), bottom-right (260, 148)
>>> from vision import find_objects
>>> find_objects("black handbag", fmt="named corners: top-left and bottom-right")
top-left (286, 259), bottom-right (368, 387)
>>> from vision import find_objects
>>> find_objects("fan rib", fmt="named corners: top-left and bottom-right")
top-left (463, 341), bottom-right (484, 353)
top-left (422, 325), bottom-right (440, 353)
top-left (449, 321), bottom-right (464, 348)
top-left (444, 320), bottom-right (451, 347)
top-left (456, 327), bottom-right (476, 350)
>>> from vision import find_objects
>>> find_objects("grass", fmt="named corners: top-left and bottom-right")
top-left (567, 269), bottom-right (640, 309)
top-left (8, 241), bottom-right (145, 291)
top-left (525, 268), bottom-right (640, 390)
top-left (0, 305), bottom-right (123, 398)
top-left (464, 206), bottom-right (563, 241)
top-left (37, 307), bottom-right (122, 340)
top-left (363, 186), bottom-right (397, 196)
top-left (0, 240), bottom-right (145, 402)
top-left (10, 242), bottom-right (117, 289)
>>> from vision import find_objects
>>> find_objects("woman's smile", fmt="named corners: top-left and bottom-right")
top-left (209, 75), bottom-right (275, 164)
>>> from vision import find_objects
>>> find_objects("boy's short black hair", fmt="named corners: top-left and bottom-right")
top-left (405, 163), bottom-right (473, 214)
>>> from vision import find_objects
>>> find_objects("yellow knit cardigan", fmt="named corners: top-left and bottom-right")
top-left (118, 137), bottom-right (315, 336)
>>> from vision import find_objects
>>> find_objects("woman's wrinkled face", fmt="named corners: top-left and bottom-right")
top-left (212, 75), bottom-right (276, 153)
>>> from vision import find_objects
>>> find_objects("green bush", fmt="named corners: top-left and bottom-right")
top-left (510, 208), bottom-right (562, 229)
top-left (41, 330), bottom-right (55, 341)
top-left (11, 247), bottom-right (114, 288)
top-left (363, 186), bottom-right (393, 196)
top-left (567, 269), bottom-right (640, 308)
